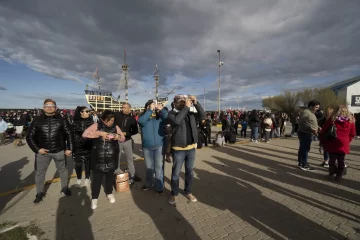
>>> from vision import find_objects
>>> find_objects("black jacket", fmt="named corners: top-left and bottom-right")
top-left (91, 121), bottom-right (119, 172)
top-left (26, 113), bottom-right (73, 153)
top-left (114, 112), bottom-right (138, 141)
top-left (249, 114), bottom-right (261, 127)
top-left (72, 116), bottom-right (94, 156)
top-left (168, 103), bottom-right (205, 148)
top-left (13, 117), bottom-right (26, 126)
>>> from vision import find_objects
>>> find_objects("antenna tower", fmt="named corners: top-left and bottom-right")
top-left (154, 65), bottom-right (160, 101)
top-left (93, 68), bottom-right (100, 90)
top-left (122, 50), bottom-right (130, 103)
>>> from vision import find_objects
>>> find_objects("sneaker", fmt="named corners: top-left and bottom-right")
top-left (141, 185), bottom-right (149, 191)
top-left (107, 194), bottom-right (115, 203)
top-left (254, 140), bottom-right (259, 143)
top-left (300, 165), bottom-right (315, 171)
top-left (298, 163), bottom-right (302, 168)
top-left (185, 194), bottom-right (198, 203)
top-left (157, 191), bottom-right (164, 196)
top-left (33, 192), bottom-right (45, 204)
top-left (319, 162), bottom-right (329, 168)
top-left (91, 199), bottom-right (98, 210)
top-left (84, 179), bottom-right (90, 187)
top-left (75, 179), bottom-right (81, 188)
top-left (60, 187), bottom-right (72, 196)
top-left (129, 178), bottom-right (135, 187)
top-left (169, 195), bottom-right (177, 205)
top-left (266, 141), bottom-right (270, 143)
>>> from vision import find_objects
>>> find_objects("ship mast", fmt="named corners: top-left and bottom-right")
top-left (154, 65), bottom-right (160, 101)
top-left (93, 68), bottom-right (100, 90)
top-left (122, 50), bottom-right (129, 103)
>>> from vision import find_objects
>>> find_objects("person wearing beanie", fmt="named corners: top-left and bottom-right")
top-left (138, 100), bottom-right (168, 195)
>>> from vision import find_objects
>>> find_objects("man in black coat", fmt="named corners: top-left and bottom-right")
top-left (114, 103), bottom-right (141, 184)
top-left (26, 98), bottom-right (73, 204)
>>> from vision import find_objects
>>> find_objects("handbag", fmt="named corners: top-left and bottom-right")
top-left (325, 121), bottom-right (337, 140)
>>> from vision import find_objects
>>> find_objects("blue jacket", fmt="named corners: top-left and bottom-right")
top-left (138, 109), bottom-right (168, 148)
top-left (0, 120), bottom-right (7, 133)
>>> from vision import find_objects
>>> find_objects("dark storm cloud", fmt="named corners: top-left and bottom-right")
top-left (1, 0), bottom-right (360, 108)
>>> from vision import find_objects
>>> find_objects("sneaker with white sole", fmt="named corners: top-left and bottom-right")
top-left (84, 179), bottom-right (90, 187)
top-left (186, 193), bottom-right (197, 202)
top-left (75, 179), bottom-right (81, 188)
top-left (169, 195), bottom-right (176, 205)
top-left (91, 199), bottom-right (98, 210)
top-left (107, 194), bottom-right (115, 203)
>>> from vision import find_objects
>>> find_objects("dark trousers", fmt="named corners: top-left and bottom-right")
top-left (91, 170), bottom-right (115, 199)
top-left (74, 154), bottom-right (91, 179)
top-left (240, 128), bottom-right (247, 138)
top-left (265, 131), bottom-right (270, 142)
top-left (206, 129), bottom-right (211, 143)
top-left (297, 132), bottom-right (313, 167)
top-left (329, 153), bottom-right (345, 176)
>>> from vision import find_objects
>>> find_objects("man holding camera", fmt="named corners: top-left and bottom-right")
top-left (26, 99), bottom-right (73, 204)
top-left (167, 95), bottom-right (205, 205)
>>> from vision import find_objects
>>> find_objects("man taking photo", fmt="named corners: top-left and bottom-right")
top-left (26, 99), bottom-right (73, 204)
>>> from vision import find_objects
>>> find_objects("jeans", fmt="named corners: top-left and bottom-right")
top-left (250, 127), bottom-right (259, 140)
top-left (323, 151), bottom-right (329, 161)
top-left (143, 146), bottom-right (164, 191)
top-left (297, 132), bottom-right (313, 167)
top-left (291, 124), bottom-right (296, 135)
top-left (171, 148), bottom-right (196, 196)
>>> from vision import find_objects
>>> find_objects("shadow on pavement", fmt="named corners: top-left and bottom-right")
top-left (56, 185), bottom-right (93, 240)
top-left (0, 157), bottom-right (35, 213)
top-left (131, 160), bottom-right (199, 240)
top-left (191, 164), bottom-right (348, 240)
top-left (231, 144), bottom-right (360, 191)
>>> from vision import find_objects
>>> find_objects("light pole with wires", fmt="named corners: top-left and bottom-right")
top-left (195, 81), bottom-right (206, 112)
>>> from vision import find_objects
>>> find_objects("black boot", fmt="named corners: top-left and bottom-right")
top-left (328, 165), bottom-right (337, 180)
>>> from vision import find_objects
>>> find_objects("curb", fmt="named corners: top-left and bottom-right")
top-left (0, 158), bottom-right (144, 197)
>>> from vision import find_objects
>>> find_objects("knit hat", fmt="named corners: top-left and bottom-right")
top-left (144, 100), bottom-right (154, 109)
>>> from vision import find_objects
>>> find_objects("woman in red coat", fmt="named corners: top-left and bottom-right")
top-left (320, 105), bottom-right (356, 182)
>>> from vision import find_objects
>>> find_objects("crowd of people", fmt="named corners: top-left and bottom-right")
top-left (0, 96), bottom-right (359, 209)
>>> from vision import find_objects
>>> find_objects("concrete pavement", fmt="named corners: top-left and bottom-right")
top-left (0, 128), bottom-right (359, 239)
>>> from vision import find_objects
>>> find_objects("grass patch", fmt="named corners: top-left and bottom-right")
top-left (0, 221), bottom-right (47, 240)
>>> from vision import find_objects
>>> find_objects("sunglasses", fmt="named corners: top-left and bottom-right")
top-left (175, 94), bottom-right (189, 99)
top-left (44, 104), bottom-right (56, 108)
top-left (81, 110), bottom-right (90, 113)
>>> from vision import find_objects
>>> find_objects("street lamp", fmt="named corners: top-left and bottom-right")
top-left (195, 81), bottom-right (206, 112)
top-left (217, 50), bottom-right (224, 116)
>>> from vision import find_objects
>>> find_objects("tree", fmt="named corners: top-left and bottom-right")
top-left (315, 88), bottom-right (346, 108)
top-left (282, 91), bottom-right (300, 115)
top-left (298, 88), bottom-right (316, 107)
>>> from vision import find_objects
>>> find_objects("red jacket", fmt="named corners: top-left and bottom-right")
top-left (320, 118), bottom-right (356, 154)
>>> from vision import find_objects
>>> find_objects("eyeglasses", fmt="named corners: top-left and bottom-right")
top-left (44, 104), bottom-right (56, 108)
top-left (81, 110), bottom-right (90, 113)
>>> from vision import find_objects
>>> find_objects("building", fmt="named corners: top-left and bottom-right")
top-left (330, 76), bottom-right (360, 113)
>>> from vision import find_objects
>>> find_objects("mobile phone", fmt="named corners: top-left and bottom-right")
top-left (107, 134), bottom-right (115, 139)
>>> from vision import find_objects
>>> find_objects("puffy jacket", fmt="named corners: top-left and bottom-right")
top-left (72, 116), bottom-right (94, 156)
top-left (167, 103), bottom-right (205, 148)
top-left (138, 109), bottom-right (168, 148)
top-left (91, 121), bottom-right (119, 172)
top-left (114, 112), bottom-right (138, 141)
top-left (26, 113), bottom-right (73, 153)
top-left (320, 118), bottom-right (356, 154)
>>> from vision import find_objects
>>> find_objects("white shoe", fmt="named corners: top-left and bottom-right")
top-left (91, 199), bottom-right (98, 210)
top-left (75, 179), bottom-right (81, 188)
top-left (84, 179), bottom-right (90, 187)
top-left (107, 194), bottom-right (115, 203)
top-left (255, 140), bottom-right (259, 143)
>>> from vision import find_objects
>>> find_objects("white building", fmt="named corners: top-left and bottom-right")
top-left (330, 76), bottom-right (360, 113)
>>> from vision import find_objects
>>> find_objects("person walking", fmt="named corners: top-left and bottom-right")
top-left (0, 116), bottom-right (7, 145)
top-left (167, 95), bottom-right (205, 205)
top-left (72, 106), bottom-right (94, 188)
top-left (114, 103), bottom-right (141, 185)
top-left (26, 99), bottom-right (73, 204)
top-left (248, 110), bottom-right (260, 143)
top-left (297, 100), bottom-right (320, 171)
top-left (318, 106), bottom-right (335, 168)
top-left (320, 105), bottom-right (356, 182)
top-left (138, 100), bottom-right (168, 195)
top-left (82, 110), bottom-right (125, 209)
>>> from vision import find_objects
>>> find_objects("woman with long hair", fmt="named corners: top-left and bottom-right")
top-left (320, 105), bottom-right (356, 182)
top-left (82, 110), bottom-right (125, 209)
top-left (318, 105), bottom-right (335, 168)
top-left (72, 106), bottom-right (93, 188)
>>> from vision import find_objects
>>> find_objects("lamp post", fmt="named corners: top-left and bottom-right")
top-left (195, 81), bottom-right (206, 112)
top-left (217, 50), bottom-right (223, 116)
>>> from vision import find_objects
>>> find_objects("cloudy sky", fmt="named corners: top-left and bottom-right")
top-left (1, 0), bottom-right (360, 110)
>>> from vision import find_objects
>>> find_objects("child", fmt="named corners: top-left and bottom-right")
top-left (240, 120), bottom-right (248, 138)
top-left (213, 131), bottom-right (225, 146)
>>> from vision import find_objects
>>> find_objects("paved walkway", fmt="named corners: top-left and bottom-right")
top-left (0, 131), bottom-right (359, 240)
